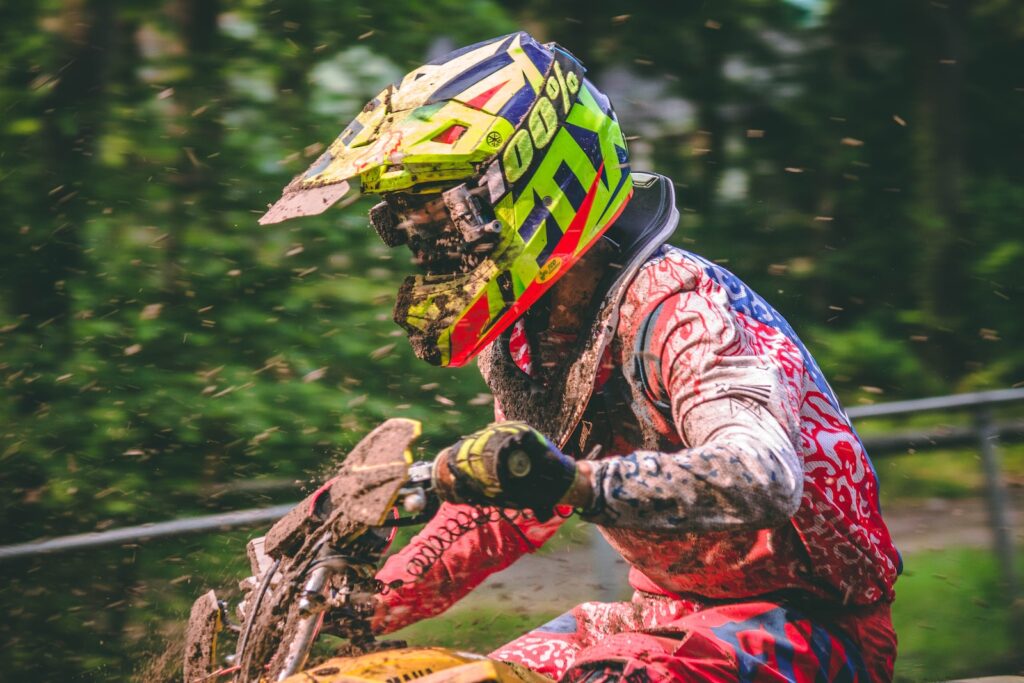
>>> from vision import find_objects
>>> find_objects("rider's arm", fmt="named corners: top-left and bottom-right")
top-left (373, 391), bottom-right (568, 634)
top-left (579, 287), bottom-right (805, 532)
top-left (373, 501), bottom-right (566, 634)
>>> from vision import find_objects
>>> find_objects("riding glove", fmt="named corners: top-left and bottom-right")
top-left (432, 421), bottom-right (576, 520)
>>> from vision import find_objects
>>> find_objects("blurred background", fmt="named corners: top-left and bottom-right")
top-left (1, 0), bottom-right (1023, 680)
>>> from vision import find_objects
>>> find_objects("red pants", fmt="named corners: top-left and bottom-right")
top-left (491, 594), bottom-right (896, 682)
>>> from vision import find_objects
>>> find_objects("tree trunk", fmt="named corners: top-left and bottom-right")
top-left (912, 0), bottom-right (970, 375)
top-left (8, 0), bottom-right (114, 408)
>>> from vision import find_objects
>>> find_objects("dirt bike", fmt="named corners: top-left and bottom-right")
top-left (183, 418), bottom-right (553, 683)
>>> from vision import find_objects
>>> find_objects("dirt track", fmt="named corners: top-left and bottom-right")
top-left (883, 496), bottom-right (1024, 553)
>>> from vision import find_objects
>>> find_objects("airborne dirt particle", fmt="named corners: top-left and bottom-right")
top-left (303, 367), bottom-right (327, 383)
top-left (370, 343), bottom-right (396, 360)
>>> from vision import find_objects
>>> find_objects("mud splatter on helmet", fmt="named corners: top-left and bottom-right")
top-left (260, 32), bottom-right (633, 367)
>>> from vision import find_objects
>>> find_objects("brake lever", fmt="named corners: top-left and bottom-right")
top-left (379, 493), bottom-right (439, 527)
top-left (378, 461), bottom-right (438, 527)
top-left (406, 460), bottom-right (433, 486)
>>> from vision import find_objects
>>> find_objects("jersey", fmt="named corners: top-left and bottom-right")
top-left (374, 244), bottom-right (900, 634)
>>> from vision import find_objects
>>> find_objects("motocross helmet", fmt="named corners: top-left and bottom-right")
top-left (259, 32), bottom-right (633, 367)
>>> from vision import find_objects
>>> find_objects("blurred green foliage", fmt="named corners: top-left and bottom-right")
top-left (880, 547), bottom-right (1024, 681)
top-left (1, 0), bottom-right (1022, 680)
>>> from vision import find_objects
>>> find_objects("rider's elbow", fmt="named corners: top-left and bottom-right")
top-left (758, 458), bottom-right (804, 525)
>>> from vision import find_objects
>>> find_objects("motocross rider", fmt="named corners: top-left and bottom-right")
top-left (260, 32), bottom-right (901, 683)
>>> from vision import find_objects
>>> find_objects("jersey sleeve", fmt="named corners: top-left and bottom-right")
top-left (373, 502), bottom-right (567, 634)
top-left (581, 287), bottom-right (806, 532)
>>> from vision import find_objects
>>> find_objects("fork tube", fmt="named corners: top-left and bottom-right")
top-left (276, 566), bottom-right (329, 679)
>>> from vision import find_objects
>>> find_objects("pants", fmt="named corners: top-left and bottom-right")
top-left (491, 594), bottom-right (896, 682)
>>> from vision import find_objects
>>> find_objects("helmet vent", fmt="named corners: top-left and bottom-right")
top-left (464, 80), bottom-right (509, 111)
top-left (432, 124), bottom-right (468, 145)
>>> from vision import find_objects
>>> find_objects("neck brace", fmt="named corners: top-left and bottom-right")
top-left (478, 171), bottom-right (680, 452)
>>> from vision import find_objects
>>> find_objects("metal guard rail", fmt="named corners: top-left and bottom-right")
top-left (2, 386), bottom-right (1023, 564)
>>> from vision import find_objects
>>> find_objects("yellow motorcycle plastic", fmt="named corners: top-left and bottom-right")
top-left (279, 647), bottom-right (552, 683)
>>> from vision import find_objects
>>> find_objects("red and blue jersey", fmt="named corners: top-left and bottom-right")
top-left (376, 245), bottom-right (899, 676)
top-left (590, 245), bottom-right (900, 606)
